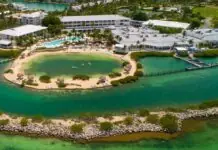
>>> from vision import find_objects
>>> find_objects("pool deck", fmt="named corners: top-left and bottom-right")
top-left (4, 48), bottom-right (137, 90)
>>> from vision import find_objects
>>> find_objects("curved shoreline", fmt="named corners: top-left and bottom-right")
top-left (4, 49), bottom-right (137, 90)
top-left (1, 107), bottom-right (218, 142)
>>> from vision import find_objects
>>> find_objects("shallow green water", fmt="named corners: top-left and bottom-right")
top-left (23, 53), bottom-right (122, 77)
top-left (140, 57), bottom-right (191, 73)
top-left (1, 57), bottom-right (218, 117)
top-left (0, 119), bottom-right (218, 150)
top-left (12, 0), bottom-right (68, 12)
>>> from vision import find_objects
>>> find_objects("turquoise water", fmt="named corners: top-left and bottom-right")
top-left (0, 119), bottom-right (218, 150)
top-left (0, 57), bottom-right (218, 117)
top-left (12, 1), bottom-right (68, 12)
top-left (23, 53), bottom-right (122, 77)
top-left (140, 57), bottom-right (191, 74)
top-left (43, 36), bottom-right (82, 48)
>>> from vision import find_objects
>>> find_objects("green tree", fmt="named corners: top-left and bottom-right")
top-left (124, 116), bottom-right (134, 125)
top-left (146, 114), bottom-right (159, 124)
top-left (190, 18), bottom-right (201, 29)
top-left (71, 124), bottom-right (84, 133)
top-left (100, 122), bottom-right (113, 131)
top-left (132, 11), bottom-right (148, 21)
top-left (160, 114), bottom-right (178, 133)
top-left (20, 118), bottom-right (28, 126)
top-left (42, 15), bottom-right (63, 35)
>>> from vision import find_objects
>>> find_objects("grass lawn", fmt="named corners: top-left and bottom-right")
top-left (193, 6), bottom-right (218, 18)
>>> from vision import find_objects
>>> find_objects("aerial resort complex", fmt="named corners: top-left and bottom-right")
top-left (1, 0), bottom-right (218, 149)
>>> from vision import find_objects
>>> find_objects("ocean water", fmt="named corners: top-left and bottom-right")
top-left (0, 119), bottom-right (218, 150)
top-left (1, 57), bottom-right (218, 117)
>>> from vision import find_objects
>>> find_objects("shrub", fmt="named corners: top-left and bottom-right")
top-left (124, 116), bottom-right (134, 125)
top-left (100, 122), bottom-right (113, 131)
top-left (160, 114), bottom-right (178, 133)
top-left (20, 118), bottom-right (28, 126)
top-left (153, 26), bottom-right (182, 34)
top-left (71, 124), bottom-right (84, 133)
top-left (194, 49), bottom-right (218, 57)
top-left (31, 115), bottom-right (44, 123)
top-left (4, 69), bottom-right (13, 74)
top-left (122, 61), bottom-right (129, 67)
top-left (108, 72), bottom-right (122, 78)
top-left (119, 76), bottom-right (138, 84)
top-left (39, 75), bottom-right (51, 83)
top-left (110, 80), bottom-right (120, 86)
top-left (111, 76), bottom-right (139, 86)
top-left (73, 75), bottom-right (90, 80)
top-left (138, 109), bottom-right (149, 117)
top-left (134, 70), bottom-right (144, 77)
top-left (131, 52), bottom-right (174, 61)
top-left (136, 63), bottom-right (143, 69)
top-left (56, 78), bottom-right (66, 88)
top-left (198, 100), bottom-right (218, 109)
top-left (146, 114), bottom-right (159, 124)
top-left (0, 119), bottom-right (9, 126)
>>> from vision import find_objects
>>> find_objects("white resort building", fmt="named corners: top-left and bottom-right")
top-left (60, 15), bottom-right (131, 31)
top-left (143, 20), bottom-right (190, 29)
top-left (0, 25), bottom-right (47, 48)
top-left (186, 29), bottom-right (218, 47)
top-left (20, 11), bottom-right (47, 25)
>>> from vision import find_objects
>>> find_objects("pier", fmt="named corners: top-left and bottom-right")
top-left (144, 56), bottom-right (218, 77)
top-left (174, 55), bottom-right (203, 67)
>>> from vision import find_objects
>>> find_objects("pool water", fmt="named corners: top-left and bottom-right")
top-left (23, 53), bottom-right (122, 77)
top-left (11, 1), bottom-right (69, 12)
top-left (43, 36), bottom-right (82, 48)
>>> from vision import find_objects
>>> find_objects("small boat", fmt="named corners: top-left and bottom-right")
top-left (81, 63), bottom-right (84, 66)
top-left (88, 62), bottom-right (92, 65)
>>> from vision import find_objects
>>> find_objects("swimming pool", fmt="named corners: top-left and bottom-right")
top-left (42, 36), bottom-right (83, 48)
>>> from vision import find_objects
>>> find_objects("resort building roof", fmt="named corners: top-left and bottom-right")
top-left (186, 29), bottom-right (218, 41)
top-left (0, 39), bottom-right (11, 45)
top-left (60, 15), bottom-right (130, 22)
top-left (0, 25), bottom-right (47, 37)
top-left (143, 20), bottom-right (190, 29)
top-left (112, 26), bottom-right (182, 48)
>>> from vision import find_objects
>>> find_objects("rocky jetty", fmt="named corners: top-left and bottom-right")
top-left (0, 107), bottom-right (218, 141)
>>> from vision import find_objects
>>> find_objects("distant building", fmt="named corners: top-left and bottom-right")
top-left (20, 11), bottom-right (47, 25)
top-left (186, 29), bottom-right (218, 48)
top-left (60, 15), bottom-right (130, 31)
top-left (114, 44), bottom-right (128, 54)
top-left (143, 20), bottom-right (190, 29)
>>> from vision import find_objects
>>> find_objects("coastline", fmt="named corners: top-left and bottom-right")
top-left (1, 107), bottom-right (218, 142)
top-left (3, 48), bottom-right (137, 90)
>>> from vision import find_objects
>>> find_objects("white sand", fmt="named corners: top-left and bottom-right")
top-left (4, 48), bottom-right (137, 90)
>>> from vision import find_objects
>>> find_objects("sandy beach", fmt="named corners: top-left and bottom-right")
top-left (4, 48), bottom-right (137, 90)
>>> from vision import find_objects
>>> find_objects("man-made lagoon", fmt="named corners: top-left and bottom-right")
top-left (1, 57), bottom-right (218, 116)
top-left (11, 1), bottom-right (68, 12)
top-left (23, 53), bottom-right (122, 77)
